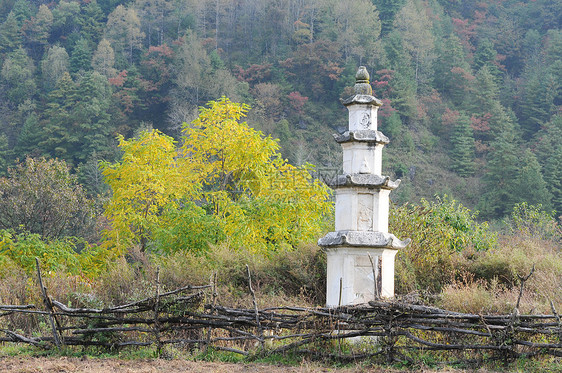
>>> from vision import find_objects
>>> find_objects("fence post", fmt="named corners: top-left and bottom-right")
top-left (35, 258), bottom-right (62, 349)
top-left (153, 267), bottom-right (162, 356)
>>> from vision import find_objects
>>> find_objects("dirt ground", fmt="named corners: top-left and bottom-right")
top-left (0, 356), bottom-right (490, 373)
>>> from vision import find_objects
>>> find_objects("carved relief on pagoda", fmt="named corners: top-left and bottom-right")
top-left (348, 105), bottom-right (378, 131)
top-left (341, 142), bottom-right (383, 175)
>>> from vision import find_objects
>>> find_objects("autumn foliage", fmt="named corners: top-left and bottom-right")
top-left (102, 98), bottom-right (332, 255)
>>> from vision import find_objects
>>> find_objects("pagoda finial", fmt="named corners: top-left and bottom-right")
top-left (354, 66), bottom-right (372, 95)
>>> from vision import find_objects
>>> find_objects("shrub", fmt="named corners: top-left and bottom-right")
top-left (0, 157), bottom-right (96, 240)
top-left (0, 229), bottom-right (114, 279)
top-left (503, 202), bottom-right (561, 241)
top-left (390, 195), bottom-right (497, 293)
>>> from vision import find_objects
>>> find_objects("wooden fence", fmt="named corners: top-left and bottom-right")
top-left (0, 260), bottom-right (560, 366)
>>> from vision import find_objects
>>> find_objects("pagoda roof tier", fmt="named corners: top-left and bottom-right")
top-left (330, 174), bottom-right (401, 190)
top-left (333, 130), bottom-right (390, 144)
top-left (340, 94), bottom-right (383, 107)
top-left (318, 230), bottom-right (411, 249)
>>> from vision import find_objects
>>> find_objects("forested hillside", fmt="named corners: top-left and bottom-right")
top-left (0, 0), bottom-right (560, 220)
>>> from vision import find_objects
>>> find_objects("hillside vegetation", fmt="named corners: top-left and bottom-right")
top-left (0, 0), bottom-right (560, 217)
top-left (0, 0), bottom-right (560, 321)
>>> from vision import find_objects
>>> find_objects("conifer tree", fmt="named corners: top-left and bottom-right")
top-left (39, 72), bottom-right (79, 162)
top-left (519, 72), bottom-right (554, 137)
top-left (535, 115), bottom-right (562, 215)
top-left (478, 118), bottom-right (519, 218)
top-left (77, 0), bottom-right (104, 44)
top-left (0, 134), bottom-right (8, 176)
top-left (513, 149), bottom-right (553, 211)
top-left (373, 0), bottom-right (406, 36)
top-left (433, 34), bottom-right (472, 108)
top-left (470, 66), bottom-right (506, 144)
top-left (22, 4), bottom-right (52, 58)
top-left (450, 112), bottom-right (475, 177)
top-left (15, 112), bottom-right (41, 158)
top-left (473, 38), bottom-right (502, 84)
top-left (0, 47), bottom-right (36, 106)
top-left (382, 32), bottom-right (417, 119)
top-left (0, 12), bottom-right (22, 54)
top-left (10, 0), bottom-right (33, 26)
top-left (70, 37), bottom-right (92, 74)
top-left (74, 71), bottom-right (113, 162)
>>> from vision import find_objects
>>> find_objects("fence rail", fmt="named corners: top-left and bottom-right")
top-left (0, 260), bottom-right (560, 366)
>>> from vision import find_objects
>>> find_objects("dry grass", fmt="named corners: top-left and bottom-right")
top-left (440, 235), bottom-right (561, 314)
top-left (0, 356), bottom-right (511, 373)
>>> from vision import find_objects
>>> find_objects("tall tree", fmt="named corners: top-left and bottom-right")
top-left (134, 0), bottom-right (173, 46)
top-left (41, 45), bottom-right (70, 91)
top-left (74, 71), bottom-right (114, 162)
top-left (393, 0), bottom-right (435, 90)
top-left (92, 39), bottom-right (117, 78)
top-left (332, 0), bottom-right (381, 65)
top-left (10, 0), bottom-right (33, 26)
top-left (512, 149), bottom-right (553, 211)
top-left (38, 72), bottom-right (79, 162)
top-left (101, 130), bottom-right (195, 252)
top-left (0, 47), bottom-right (36, 106)
top-left (69, 37), bottom-right (92, 74)
top-left (372, 0), bottom-right (406, 36)
top-left (535, 115), bottom-right (562, 215)
top-left (449, 111), bottom-right (475, 177)
top-left (179, 97), bottom-right (331, 253)
top-left (105, 5), bottom-right (144, 65)
top-left (0, 12), bottom-right (22, 53)
top-left (473, 38), bottom-right (502, 83)
top-left (14, 111), bottom-right (41, 158)
top-left (433, 34), bottom-right (473, 108)
top-left (21, 4), bottom-right (52, 56)
top-left (478, 118), bottom-right (519, 218)
top-left (77, 0), bottom-right (104, 45)
top-left (0, 134), bottom-right (8, 176)
top-left (51, 0), bottom-right (80, 43)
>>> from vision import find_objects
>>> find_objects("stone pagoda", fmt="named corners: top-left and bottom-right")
top-left (319, 66), bottom-right (410, 307)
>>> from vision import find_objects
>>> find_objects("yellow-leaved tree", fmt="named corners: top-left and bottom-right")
top-left (102, 98), bottom-right (332, 255)
top-left (102, 130), bottom-right (198, 253)
top-left (181, 97), bottom-right (332, 253)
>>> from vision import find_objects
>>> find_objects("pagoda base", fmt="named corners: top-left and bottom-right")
top-left (324, 247), bottom-right (397, 307)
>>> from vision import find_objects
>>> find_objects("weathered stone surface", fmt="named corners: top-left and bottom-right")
top-left (332, 174), bottom-right (401, 189)
top-left (334, 188), bottom-right (390, 232)
top-left (341, 94), bottom-right (383, 107)
top-left (322, 66), bottom-right (410, 306)
top-left (324, 247), bottom-right (399, 305)
top-left (333, 130), bottom-right (390, 144)
top-left (341, 142), bottom-right (383, 175)
top-left (318, 230), bottom-right (411, 249)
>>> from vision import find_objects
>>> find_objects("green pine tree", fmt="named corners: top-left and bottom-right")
top-left (69, 37), bottom-right (92, 74)
top-left (77, 0), bottom-right (104, 44)
top-left (535, 115), bottom-right (562, 215)
top-left (38, 72), bottom-right (80, 163)
top-left (15, 112), bottom-right (42, 157)
top-left (513, 149), bottom-right (553, 211)
top-left (473, 38), bottom-right (503, 84)
top-left (0, 47), bottom-right (37, 106)
top-left (478, 119), bottom-right (519, 218)
top-left (450, 112), bottom-right (475, 177)
top-left (433, 34), bottom-right (472, 108)
top-left (0, 134), bottom-right (9, 176)
top-left (0, 12), bottom-right (22, 54)
top-left (73, 71), bottom-right (113, 162)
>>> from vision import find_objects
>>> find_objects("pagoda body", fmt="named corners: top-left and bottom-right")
top-left (319, 67), bottom-right (410, 307)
